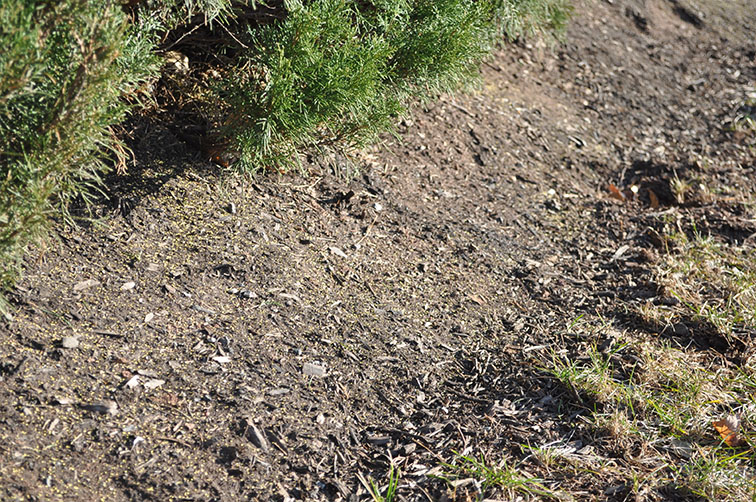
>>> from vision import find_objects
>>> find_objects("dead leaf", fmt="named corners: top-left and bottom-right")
top-left (608, 184), bottom-right (626, 202)
top-left (648, 189), bottom-right (660, 209)
top-left (713, 415), bottom-right (744, 447)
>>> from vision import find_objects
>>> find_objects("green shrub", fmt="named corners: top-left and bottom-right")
top-left (488, 0), bottom-right (572, 41)
top-left (0, 0), bottom-right (159, 309)
top-left (213, 0), bottom-right (572, 170)
top-left (223, 0), bottom-right (402, 170)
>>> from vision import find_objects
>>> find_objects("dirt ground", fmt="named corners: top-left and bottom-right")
top-left (2, 0), bottom-right (755, 500)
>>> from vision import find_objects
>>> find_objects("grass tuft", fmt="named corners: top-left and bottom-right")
top-left (547, 324), bottom-right (756, 500)
top-left (359, 464), bottom-right (401, 502)
top-left (439, 451), bottom-right (564, 499)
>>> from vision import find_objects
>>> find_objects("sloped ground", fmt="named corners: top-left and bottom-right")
top-left (2, 0), bottom-right (755, 500)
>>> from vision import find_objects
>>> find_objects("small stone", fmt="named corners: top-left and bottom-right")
top-left (144, 312), bottom-right (154, 323)
top-left (374, 202), bottom-right (383, 212)
top-left (61, 336), bottom-right (79, 349)
top-left (316, 414), bottom-right (326, 425)
top-left (146, 263), bottom-right (160, 272)
top-left (303, 362), bottom-right (326, 377)
top-left (124, 375), bottom-right (140, 389)
top-left (212, 356), bottom-right (231, 364)
top-left (120, 281), bottom-right (136, 291)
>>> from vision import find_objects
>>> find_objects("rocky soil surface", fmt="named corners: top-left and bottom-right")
top-left (2, 0), bottom-right (755, 500)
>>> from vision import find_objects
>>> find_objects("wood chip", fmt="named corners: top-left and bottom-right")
top-left (329, 246), bottom-right (348, 258)
top-left (83, 400), bottom-right (118, 415)
top-left (367, 435), bottom-right (391, 446)
top-left (143, 379), bottom-right (165, 390)
top-left (612, 244), bottom-right (630, 261)
top-left (303, 362), bottom-right (326, 377)
top-left (93, 329), bottom-right (123, 338)
top-left (247, 424), bottom-right (269, 452)
top-left (73, 279), bottom-right (100, 292)
top-left (120, 281), bottom-right (136, 291)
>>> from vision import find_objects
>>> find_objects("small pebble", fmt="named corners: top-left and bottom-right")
top-left (124, 375), bottom-right (140, 389)
top-left (61, 336), bottom-right (79, 349)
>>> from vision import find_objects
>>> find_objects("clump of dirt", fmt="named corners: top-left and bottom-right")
top-left (2, 0), bottom-right (755, 500)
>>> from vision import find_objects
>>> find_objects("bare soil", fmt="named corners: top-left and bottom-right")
top-left (2, 0), bottom-right (755, 500)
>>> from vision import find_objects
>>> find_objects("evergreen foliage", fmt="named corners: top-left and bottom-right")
top-left (0, 0), bottom-right (159, 308)
top-left (217, 0), bottom-right (571, 170)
